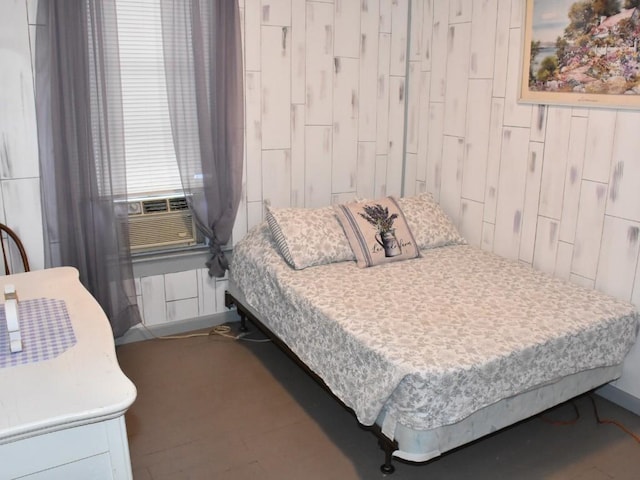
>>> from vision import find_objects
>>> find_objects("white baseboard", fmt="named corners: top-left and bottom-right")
top-left (596, 384), bottom-right (640, 416)
top-left (115, 310), bottom-right (239, 346)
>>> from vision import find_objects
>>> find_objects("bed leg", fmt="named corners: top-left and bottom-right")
top-left (224, 291), bottom-right (234, 309)
top-left (239, 312), bottom-right (249, 332)
top-left (225, 291), bottom-right (249, 332)
top-left (378, 438), bottom-right (396, 474)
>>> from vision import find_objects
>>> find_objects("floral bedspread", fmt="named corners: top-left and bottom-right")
top-left (230, 223), bottom-right (639, 431)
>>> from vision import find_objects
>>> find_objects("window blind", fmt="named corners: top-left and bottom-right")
top-left (115, 0), bottom-right (182, 196)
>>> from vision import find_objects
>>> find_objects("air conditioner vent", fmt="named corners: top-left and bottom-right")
top-left (129, 212), bottom-right (196, 251)
top-left (126, 195), bottom-right (197, 251)
top-left (142, 199), bottom-right (169, 214)
top-left (169, 197), bottom-right (189, 211)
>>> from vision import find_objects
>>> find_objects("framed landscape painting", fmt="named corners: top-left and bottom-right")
top-left (520, 0), bottom-right (640, 109)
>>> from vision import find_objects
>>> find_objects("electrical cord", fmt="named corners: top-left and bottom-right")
top-left (587, 394), bottom-right (640, 444)
top-left (539, 394), bottom-right (640, 444)
top-left (539, 400), bottom-right (580, 426)
top-left (137, 322), bottom-right (271, 343)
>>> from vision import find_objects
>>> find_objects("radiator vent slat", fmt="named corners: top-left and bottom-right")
top-left (169, 197), bottom-right (189, 211)
top-left (142, 199), bottom-right (169, 214)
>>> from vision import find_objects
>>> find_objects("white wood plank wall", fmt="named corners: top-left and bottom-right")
top-left (238, 0), bottom-right (411, 232)
top-left (0, 0), bottom-right (44, 272)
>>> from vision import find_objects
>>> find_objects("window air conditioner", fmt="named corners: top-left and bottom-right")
top-left (126, 195), bottom-right (198, 251)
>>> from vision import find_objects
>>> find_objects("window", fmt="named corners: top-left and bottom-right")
top-left (114, 0), bottom-right (202, 252)
top-left (115, 0), bottom-right (182, 196)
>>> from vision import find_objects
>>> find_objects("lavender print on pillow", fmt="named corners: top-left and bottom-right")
top-left (335, 197), bottom-right (419, 268)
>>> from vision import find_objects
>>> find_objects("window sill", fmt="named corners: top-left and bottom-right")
top-left (131, 243), bottom-right (231, 278)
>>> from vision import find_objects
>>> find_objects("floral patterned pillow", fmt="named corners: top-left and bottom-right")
top-left (335, 197), bottom-right (419, 268)
top-left (395, 192), bottom-right (466, 250)
top-left (265, 204), bottom-right (355, 269)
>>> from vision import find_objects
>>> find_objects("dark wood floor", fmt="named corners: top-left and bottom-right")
top-left (116, 325), bottom-right (640, 479)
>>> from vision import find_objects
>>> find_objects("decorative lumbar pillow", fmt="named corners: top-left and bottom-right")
top-left (396, 192), bottom-right (466, 250)
top-left (265, 204), bottom-right (355, 270)
top-left (335, 197), bottom-right (419, 268)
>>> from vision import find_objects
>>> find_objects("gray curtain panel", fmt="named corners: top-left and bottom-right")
top-left (160, 0), bottom-right (245, 278)
top-left (35, 0), bottom-right (141, 337)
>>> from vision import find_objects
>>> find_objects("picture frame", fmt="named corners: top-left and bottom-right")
top-left (520, 0), bottom-right (640, 109)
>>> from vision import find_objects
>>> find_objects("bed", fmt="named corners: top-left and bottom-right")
top-left (226, 193), bottom-right (639, 473)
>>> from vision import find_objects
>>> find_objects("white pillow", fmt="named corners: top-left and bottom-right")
top-left (265, 204), bottom-right (355, 269)
top-left (396, 192), bottom-right (466, 250)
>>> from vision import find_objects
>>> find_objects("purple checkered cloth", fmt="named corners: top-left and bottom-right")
top-left (0, 298), bottom-right (76, 369)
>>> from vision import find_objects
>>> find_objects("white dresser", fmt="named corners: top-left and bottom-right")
top-left (0, 267), bottom-right (137, 479)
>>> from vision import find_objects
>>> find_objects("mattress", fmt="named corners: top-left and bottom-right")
top-left (229, 223), bottom-right (639, 461)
